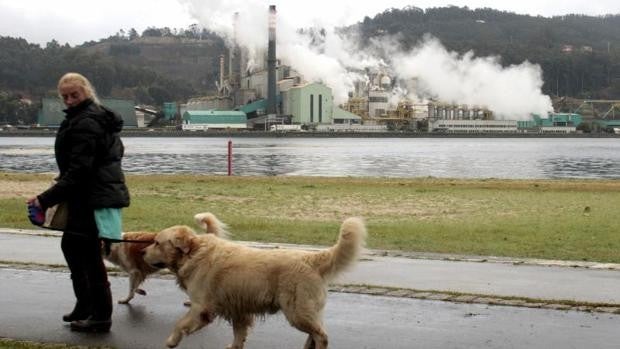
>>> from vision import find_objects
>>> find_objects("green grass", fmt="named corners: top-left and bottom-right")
top-left (2, 173), bottom-right (620, 263)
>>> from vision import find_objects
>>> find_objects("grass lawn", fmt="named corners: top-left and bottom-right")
top-left (1, 172), bottom-right (619, 263)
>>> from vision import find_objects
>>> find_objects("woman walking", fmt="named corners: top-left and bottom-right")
top-left (27, 72), bottom-right (130, 332)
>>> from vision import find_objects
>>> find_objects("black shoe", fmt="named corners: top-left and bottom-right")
top-left (62, 310), bottom-right (90, 323)
top-left (70, 317), bottom-right (111, 333)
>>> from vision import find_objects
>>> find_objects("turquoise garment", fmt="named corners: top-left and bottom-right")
top-left (94, 208), bottom-right (123, 240)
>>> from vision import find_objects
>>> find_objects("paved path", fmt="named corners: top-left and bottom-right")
top-left (2, 228), bottom-right (620, 306)
top-left (2, 268), bottom-right (619, 349)
top-left (2, 228), bottom-right (620, 348)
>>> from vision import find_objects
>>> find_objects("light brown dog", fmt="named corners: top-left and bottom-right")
top-left (105, 231), bottom-right (158, 304)
top-left (142, 214), bottom-right (367, 349)
top-left (105, 212), bottom-right (228, 304)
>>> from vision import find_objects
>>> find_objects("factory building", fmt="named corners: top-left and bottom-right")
top-left (430, 112), bottom-right (584, 134)
top-left (38, 98), bottom-right (138, 127)
top-left (283, 82), bottom-right (333, 124)
top-left (519, 113), bottom-right (582, 133)
top-left (178, 5), bottom-right (583, 135)
top-left (182, 110), bottom-right (247, 130)
top-left (366, 73), bottom-right (392, 119)
top-left (332, 107), bottom-right (362, 125)
top-left (368, 90), bottom-right (390, 118)
top-left (534, 113), bottom-right (582, 127)
top-left (429, 103), bottom-right (493, 120)
top-left (430, 119), bottom-right (518, 133)
top-left (188, 5), bottom-right (359, 130)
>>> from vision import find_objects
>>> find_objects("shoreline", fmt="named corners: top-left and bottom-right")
top-left (1, 129), bottom-right (619, 138)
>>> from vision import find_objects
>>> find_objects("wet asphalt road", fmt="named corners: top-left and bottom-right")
top-left (2, 230), bottom-right (620, 304)
top-left (1, 268), bottom-right (619, 349)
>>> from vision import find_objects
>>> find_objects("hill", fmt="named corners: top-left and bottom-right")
top-left (0, 29), bottom-right (226, 124)
top-left (81, 35), bottom-right (226, 92)
top-left (1, 6), bottom-right (620, 124)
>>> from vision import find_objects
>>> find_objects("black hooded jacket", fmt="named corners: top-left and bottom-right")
top-left (38, 98), bottom-right (130, 236)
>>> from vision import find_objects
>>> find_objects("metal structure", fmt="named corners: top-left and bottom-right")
top-left (573, 100), bottom-right (620, 119)
top-left (266, 5), bottom-right (277, 115)
top-left (428, 102), bottom-right (493, 120)
top-left (342, 97), bottom-right (368, 119)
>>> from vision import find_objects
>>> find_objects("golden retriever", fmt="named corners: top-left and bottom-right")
top-left (105, 231), bottom-right (159, 304)
top-left (105, 212), bottom-right (228, 304)
top-left (142, 214), bottom-right (367, 349)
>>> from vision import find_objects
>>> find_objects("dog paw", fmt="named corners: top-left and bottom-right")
top-left (166, 333), bottom-right (181, 348)
top-left (136, 288), bottom-right (147, 295)
top-left (118, 298), bottom-right (131, 304)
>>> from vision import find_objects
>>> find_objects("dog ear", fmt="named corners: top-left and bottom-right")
top-left (171, 226), bottom-right (194, 254)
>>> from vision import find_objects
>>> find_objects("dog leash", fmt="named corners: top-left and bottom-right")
top-left (102, 238), bottom-right (154, 244)
top-left (102, 238), bottom-right (154, 256)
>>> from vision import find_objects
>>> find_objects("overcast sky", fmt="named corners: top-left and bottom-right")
top-left (1, 0), bottom-right (620, 46)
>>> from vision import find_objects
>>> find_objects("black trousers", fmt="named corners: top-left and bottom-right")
top-left (61, 233), bottom-right (112, 320)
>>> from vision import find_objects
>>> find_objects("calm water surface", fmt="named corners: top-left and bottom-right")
top-left (1, 137), bottom-right (619, 179)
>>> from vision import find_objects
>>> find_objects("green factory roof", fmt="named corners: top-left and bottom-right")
top-left (238, 99), bottom-right (267, 114)
top-left (237, 95), bottom-right (282, 114)
top-left (183, 110), bottom-right (247, 124)
top-left (531, 112), bottom-right (583, 127)
top-left (38, 98), bottom-right (138, 127)
top-left (333, 107), bottom-right (362, 120)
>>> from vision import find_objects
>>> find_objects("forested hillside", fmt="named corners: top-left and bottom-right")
top-left (1, 6), bottom-right (620, 124)
top-left (0, 27), bottom-right (226, 124)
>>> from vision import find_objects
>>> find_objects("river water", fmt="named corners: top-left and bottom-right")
top-left (1, 136), bottom-right (619, 179)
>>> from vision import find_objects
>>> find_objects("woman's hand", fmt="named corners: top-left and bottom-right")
top-left (26, 196), bottom-right (41, 208)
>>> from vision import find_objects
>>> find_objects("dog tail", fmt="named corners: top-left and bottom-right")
top-left (316, 217), bottom-right (367, 280)
top-left (194, 212), bottom-right (230, 239)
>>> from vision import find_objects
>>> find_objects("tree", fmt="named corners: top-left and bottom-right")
top-left (142, 27), bottom-right (163, 37)
top-left (128, 28), bottom-right (139, 41)
top-left (148, 85), bottom-right (172, 105)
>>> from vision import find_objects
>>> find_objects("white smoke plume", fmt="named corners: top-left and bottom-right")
top-left (180, 0), bottom-right (553, 118)
top-left (388, 36), bottom-right (553, 119)
top-left (181, 0), bottom-right (380, 103)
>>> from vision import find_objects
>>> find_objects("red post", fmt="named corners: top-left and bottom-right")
top-left (227, 139), bottom-right (232, 176)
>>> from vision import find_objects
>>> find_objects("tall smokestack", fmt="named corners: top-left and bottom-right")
top-left (219, 54), bottom-right (225, 91)
top-left (267, 5), bottom-right (277, 115)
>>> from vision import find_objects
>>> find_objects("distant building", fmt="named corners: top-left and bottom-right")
top-left (533, 113), bottom-right (582, 126)
top-left (182, 110), bottom-right (247, 130)
top-left (368, 90), bottom-right (390, 118)
top-left (283, 82), bottom-right (334, 124)
top-left (430, 119), bottom-right (518, 133)
top-left (38, 98), bottom-right (138, 128)
top-left (332, 107), bottom-right (362, 125)
top-left (534, 113), bottom-right (581, 133)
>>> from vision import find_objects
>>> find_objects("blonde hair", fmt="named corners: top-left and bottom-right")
top-left (57, 72), bottom-right (100, 104)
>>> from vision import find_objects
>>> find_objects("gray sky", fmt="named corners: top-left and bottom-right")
top-left (1, 0), bottom-right (620, 46)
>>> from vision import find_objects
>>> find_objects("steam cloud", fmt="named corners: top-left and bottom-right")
top-left (181, 0), bottom-right (553, 119)
top-left (389, 36), bottom-right (553, 119)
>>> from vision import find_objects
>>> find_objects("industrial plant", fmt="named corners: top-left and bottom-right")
top-left (180, 5), bottom-right (368, 132)
top-left (37, 5), bottom-right (620, 135)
